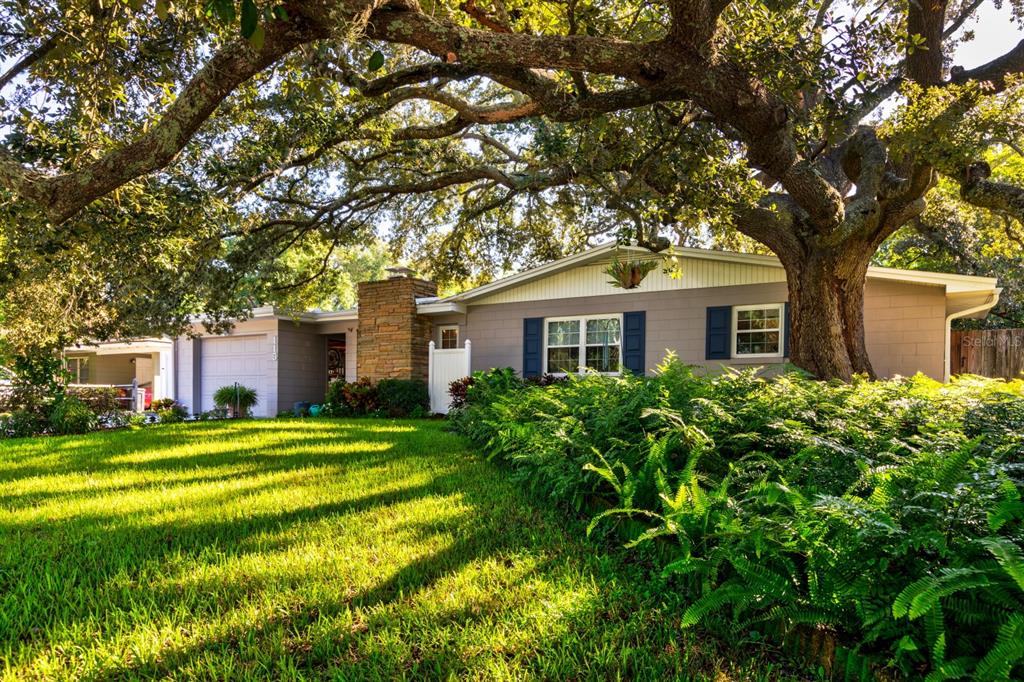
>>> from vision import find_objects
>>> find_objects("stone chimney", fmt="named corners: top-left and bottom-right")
top-left (356, 267), bottom-right (437, 382)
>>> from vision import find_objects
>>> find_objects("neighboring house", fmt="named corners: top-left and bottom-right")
top-left (63, 244), bottom-right (1001, 415)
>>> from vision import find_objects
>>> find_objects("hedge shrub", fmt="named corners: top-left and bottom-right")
top-left (323, 377), bottom-right (428, 417)
top-left (449, 358), bottom-right (1024, 679)
top-left (377, 379), bottom-right (429, 417)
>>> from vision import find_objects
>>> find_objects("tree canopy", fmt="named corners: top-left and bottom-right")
top-left (0, 0), bottom-right (1022, 377)
top-left (875, 148), bottom-right (1024, 327)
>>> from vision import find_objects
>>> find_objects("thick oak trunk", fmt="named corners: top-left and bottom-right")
top-left (783, 252), bottom-right (874, 381)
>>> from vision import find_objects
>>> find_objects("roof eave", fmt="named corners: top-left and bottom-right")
top-left (440, 243), bottom-right (1000, 303)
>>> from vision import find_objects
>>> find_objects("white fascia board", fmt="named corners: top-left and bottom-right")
top-left (250, 305), bottom-right (278, 318)
top-left (240, 307), bottom-right (359, 323)
top-left (865, 267), bottom-right (998, 293)
top-left (417, 300), bottom-right (467, 315)
top-left (306, 309), bottom-right (358, 322)
top-left (946, 288), bottom-right (1003, 319)
top-left (66, 338), bottom-right (174, 355)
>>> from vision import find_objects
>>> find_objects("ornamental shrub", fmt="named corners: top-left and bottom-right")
top-left (0, 409), bottom-right (46, 438)
top-left (323, 378), bottom-right (428, 418)
top-left (377, 378), bottom-right (429, 417)
top-left (151, 398), bottom-right (188, 422)
top-left (448, 376), bottom-right (473, 409)
top-left (342, 378), bottom-right (379, 415)
top-left (323, 379), bottom-right (348, 415)
top-left (449, 356), bottom-right (1024, 679)
top-left (100, 409), bottom-right (144, 430)
top-left (48, 397), bottom-right (98, 435)
top-left (323, 378), bottom-right (379, 416)
top-left (0, 350), bottom-right (65, 428)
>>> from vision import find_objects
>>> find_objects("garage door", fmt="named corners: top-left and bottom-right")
top-left (201, 335), bottom-right (269, 417)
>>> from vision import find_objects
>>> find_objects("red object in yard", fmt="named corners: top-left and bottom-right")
top-left (143, 387), bottom-right (153, 409)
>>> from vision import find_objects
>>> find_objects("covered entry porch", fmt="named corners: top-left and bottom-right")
top-left (63, 338), bottom-right (175, 411)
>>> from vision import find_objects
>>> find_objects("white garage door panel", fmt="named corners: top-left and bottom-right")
top-left (201, 335), bottom-right (269, 417)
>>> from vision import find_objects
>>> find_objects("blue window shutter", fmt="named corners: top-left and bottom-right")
top-left (622, 311), bottom-right (646, 375)
top-left (523, 317), bottom-right (543, 377)
top-left (783, 302), bottom-right (791, 358)
top-left (705, 306), bottom-right (732, 360)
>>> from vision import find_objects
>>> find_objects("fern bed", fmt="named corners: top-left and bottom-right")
top-left (450, 362), bottom-right (1024, 681)
top-left (0, 419), bottom-right (792, 680)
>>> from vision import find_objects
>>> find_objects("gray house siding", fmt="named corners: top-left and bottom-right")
top-left (429, 313), bottom-right (467, 348)
top-left (463, 279), bottom-right (947, 380)
top-left (276, 323), bottom-right (327, 411)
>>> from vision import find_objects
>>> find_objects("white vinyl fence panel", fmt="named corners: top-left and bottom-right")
top-left (428, 340), bottom-right (471, 414)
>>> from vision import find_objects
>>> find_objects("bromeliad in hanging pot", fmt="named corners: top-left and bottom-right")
top-left (605, 255), bottom-right (658, 290)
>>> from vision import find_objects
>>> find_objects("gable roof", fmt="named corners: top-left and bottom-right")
top-left (441, 243), bottom-right (999, 304)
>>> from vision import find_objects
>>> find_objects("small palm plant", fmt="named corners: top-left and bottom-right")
top-left (213, 384), bottom-right (258, 418)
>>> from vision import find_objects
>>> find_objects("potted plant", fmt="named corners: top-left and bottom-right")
top-left (213, 384), bottom-right (259, 418)
top-left (604, 255), bottom-right (659, 290)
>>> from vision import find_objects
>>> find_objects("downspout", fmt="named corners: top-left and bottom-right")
top-left (944, 290), bottom-right (1001, 382)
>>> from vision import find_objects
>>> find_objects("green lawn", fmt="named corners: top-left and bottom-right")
top-left (0, 420), bottom-right (792, 680)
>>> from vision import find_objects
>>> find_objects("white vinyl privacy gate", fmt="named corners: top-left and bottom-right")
top-left (428, 340), bottom-right (471, 414)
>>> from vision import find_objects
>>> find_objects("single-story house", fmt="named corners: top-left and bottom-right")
top-left (64, 244), bottom-right (1001, 415)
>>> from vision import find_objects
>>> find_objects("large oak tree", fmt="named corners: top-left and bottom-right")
top-left (1, 0), bottom-right (1023, 377)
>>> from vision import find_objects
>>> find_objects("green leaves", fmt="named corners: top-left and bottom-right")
top-left (973, 614), bottom-right (1024, 681)
top-left (982, 538), bottom-right (1024, 592)
top-left (367, 50), bottom-right (385, 72)
top-left (202, 0), bottom-right (278, 48)
top-left (240, 0), bottom-right (258, 39)
top-left (892, 569), bottom-right (992, 621)
top-left (205, 0), bottom-right (236, 25)
top-left (680, 583), bottom-right (747, 628)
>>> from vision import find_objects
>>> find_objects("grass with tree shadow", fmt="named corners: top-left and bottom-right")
top-left (0, 419), bottom-right (799, 680)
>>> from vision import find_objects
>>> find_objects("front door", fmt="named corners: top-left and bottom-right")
top-left (327, 336), bottom-right (346, 384)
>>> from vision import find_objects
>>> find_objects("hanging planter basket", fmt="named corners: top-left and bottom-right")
top-left (604, 255), bottom-right (659, 290)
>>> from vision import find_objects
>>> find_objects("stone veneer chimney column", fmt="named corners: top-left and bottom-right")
top-left (356, 269), bottom-right (438, 382)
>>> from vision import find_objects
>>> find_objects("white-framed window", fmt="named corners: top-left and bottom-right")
top-left (732, 304), bottom-right (785, 358)
top-left (544, 314), bottom-right (622, 375)
top-left (439, 326), bottom-right (460, 349)
top-left (65, 357), bottom-right (90, 383)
